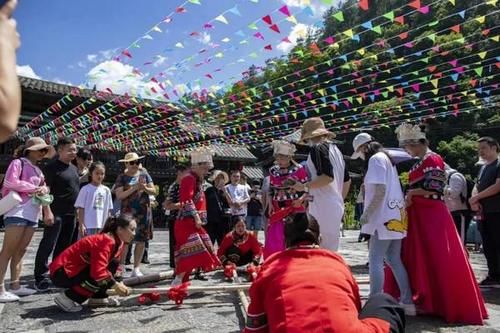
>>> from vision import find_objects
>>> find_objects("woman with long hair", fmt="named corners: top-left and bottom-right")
top-left (218, 216), bottom-right (262, 267)
top-left (0, 137), bottom-right (53, 302)
top-left (49, 215), bottom-right (134, 312)
top-left (384, 123), bottom-right (487, 324)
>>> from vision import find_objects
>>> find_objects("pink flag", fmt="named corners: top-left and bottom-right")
top-left (269, 24), bottom-right (280, 33)
top-left (279, 5), bottom-right (291, 17)
top-left (254, 32), bottom-right (264, 40)
top-left (324, 36), bottom-right (335, 44)
top-left (262, 15), bottom-right (273, 25)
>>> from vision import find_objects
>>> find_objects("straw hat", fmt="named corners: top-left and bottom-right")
top-left (210, 170), bottom-right (229, 184)
top-left (23, 137), bottom-right (50, 153)
top-left (271, 140), bottom-right (296, 156)
top-left (118, 152), bottom-right (144, 163)
top-left (299, 117), bottom-right (335, 144)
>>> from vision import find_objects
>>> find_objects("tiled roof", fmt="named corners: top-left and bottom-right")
top-left (242, 166), bottom-right (264, 180)
top-left (211, 144), bottom-right (257, 162)
top-left (19, 76), bottom-right (95, 98)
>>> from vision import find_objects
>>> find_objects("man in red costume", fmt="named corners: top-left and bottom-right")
top-left (245, 213), bottom-right (405, 333)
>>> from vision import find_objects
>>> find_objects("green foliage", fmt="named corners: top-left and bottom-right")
top-left (399, 172), bottom-right (409, 187)
top-left (436, 133), bottom-right (480, 177)
top-left (343, 201), bottom-right (357, 230)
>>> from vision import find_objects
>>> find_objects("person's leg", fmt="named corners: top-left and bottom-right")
top-left (485, 213), bottom-right (500, 280)
top-left (168, 218), bottom-right (176, 268)
top-left (9, 226), bottom-right (36, 290)
top-left (34, 215), bottom-right (62, 282)
top-left (359, 293), bottom-right (405, 333)
top-left (385, 239), bottom-right (413, 305)
top-left (479, 217), bottom-right (496, 279)
top-left (253, 216), bottom-right (262, 238)
top-left (142, 241), bottom-right (149, 264)
top-left (53, 214), bottom-right (77, 259)
top-left (368, 232), bottom-right (391, 296)
top-left (451, 211), bottom-right (462, 238)
top-left (134, 241), bottom-right (145, 270)
top-left (0, 225), bottom-right (25, 296)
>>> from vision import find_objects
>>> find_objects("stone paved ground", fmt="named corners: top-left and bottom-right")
top-left (0, 230), bottom-right (499, 333)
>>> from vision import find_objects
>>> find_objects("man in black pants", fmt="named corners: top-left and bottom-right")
top-left (163, 163), bottom-right (188, 268)
top-left (470, 137), bottom-right (500, 287)
top-left (34, 137), bottom-right (79, 291)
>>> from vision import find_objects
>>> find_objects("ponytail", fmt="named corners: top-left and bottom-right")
top-left (101, 214), bottom-right (134, 235)
top-left (285, 212), bottom-right (320, 248)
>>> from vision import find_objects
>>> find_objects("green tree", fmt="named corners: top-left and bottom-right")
top-left (436, 133), bottom-right (479, 178)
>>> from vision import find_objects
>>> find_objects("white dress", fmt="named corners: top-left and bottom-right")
top-left (306, 142), bottom-right (346, 251)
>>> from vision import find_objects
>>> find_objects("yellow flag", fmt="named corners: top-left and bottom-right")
top-left (478, 51), bottom-right (487, 59)
top-left (475, 16), bottom-right (486, 24)
top-left (343, 29), bottom-right (354, 38)
top-left (357, 48), bottom-right (365, 56)
top-left (286, 16), bottom-right (298, 25)
top-left (432, 89), bottom-right (439, 95)
top-left (431, 79), bottom-right (439, 88)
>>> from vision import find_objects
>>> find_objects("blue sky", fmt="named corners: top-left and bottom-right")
top-left (15, 0), bottom-right (333, 100)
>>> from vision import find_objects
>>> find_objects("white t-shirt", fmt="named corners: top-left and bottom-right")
top-left (225, 183), bottom-right (250, 216)
top-left (74, 183), bottom-right (113, 229)
top-left (362, 152), bottom-right (406, 240)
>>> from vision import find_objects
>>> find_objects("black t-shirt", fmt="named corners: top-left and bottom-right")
top-left (43, 159), bottom-right (80, 215)
top-left (477, 158), bottom-right (500, 213)
top-left (247, 196), bottom-right (263, 216)
top-left (310, 142), bottom-right (350, 182)
top-left (205, 186), bottom-right (228, 224)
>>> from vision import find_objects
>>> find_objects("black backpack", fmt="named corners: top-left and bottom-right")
top-left (448, 170), bottom-right (474, 211)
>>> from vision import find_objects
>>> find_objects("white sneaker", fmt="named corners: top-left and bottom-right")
top-left (54, 293), bottom-right (83, 312)
top-left (400, 303), bottom-right (417, 316)
top-left (10, 285), bottom-right (37, 297)
top-left (171, 276), bottom-right (183, 287)
top-left (0, 291), bottom-right (20, 303)
top-left (87, 297), bottom-right (121, 307)
top-left (131, 268), bottom-right (144, 277)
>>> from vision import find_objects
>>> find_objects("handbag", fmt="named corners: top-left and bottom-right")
top-left (0, 191), bottom-right (22, 216)
top-left (0, 159), bottom-right (26, 216)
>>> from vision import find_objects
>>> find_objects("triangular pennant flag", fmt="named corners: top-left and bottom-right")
top-left (358, 0), bottom-right (369, 11)
top-left (324, 36), bottom-right (335, 44)
top-left (248, 22), bottom-right (258, 30)
top-left (303, 6), bottom-right (314, 17)
top-left (450, 24), bottom-right (460, 33)
top-left (474, 67), bottom-right (483, 77)
top-left (372, 26), bottom-right (382, 34)
top-left (333, 11), bottom-right (344, 22)
top-left (361, 21), bottom-right (373, 30)
top-left (152, 26), bottom-right (162, 33)
top-left (408, 0), bottom-right (421, 9)
top-left (399, 31), bottom-right (409, 39)
top-left (215, 15), bottom-right (229, 24)
top-left (343, 29), bottom-right (354, 38)
top-left (279, 5), bottom-right (291, 17)
top-left (478, 51), bottom-right (487, 59)
top-left (269, 24), bottom-right (281, 33)
top-left (475, 16), bottom-right (486, 24)
top-left (253, 32), bottom-right (264, 40)
top-left (383, 11), bottom-right (395, 21)
top-left (448, 0), bottom-right (455, 4)
top-left (264, 44), bottom-right (272, 51)
top-left (188, 0), bottom-right (201, 4)
top-left (228, 6), bottom-right (241, 16)
top-left (262, 15), bottom-right (273, 25)
top-left (286, 15), bottom-right (298, 24)
top-left (281, 37), bottom-right (291, 43)
top-left (457, 10), bottom-right (465, 19)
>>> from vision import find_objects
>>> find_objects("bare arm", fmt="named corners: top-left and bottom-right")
top-left (360, 184), bottom-right (386, 224)
top-left (0, 0), bottom-right (21, 142)
top-left (342, 179), bottom-right (351, 200)
top-left (470, 179), bottom-right (500, 204)
top-left (115, 185), bottom-right (137, 201)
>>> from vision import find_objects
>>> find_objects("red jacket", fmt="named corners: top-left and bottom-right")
top-left (244, 248), bottom-right (390, 333)
top-left (49, 233), bottom-right (124, 284)
top-left (217, 231), bottom-right (262, 264)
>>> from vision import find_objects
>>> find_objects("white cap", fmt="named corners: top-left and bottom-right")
top-left (351, 133), bottom-right (373, 159)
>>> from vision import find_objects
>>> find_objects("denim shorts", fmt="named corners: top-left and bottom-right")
top-left (4, 216), bottom-right (38, 228)
top-left (246, 215), bottom-right (263, 231)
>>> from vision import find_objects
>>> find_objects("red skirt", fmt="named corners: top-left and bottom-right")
top-left (174, 218), bottom-right (221, 276)
top-left (384, 197), bottom-right (487, 324)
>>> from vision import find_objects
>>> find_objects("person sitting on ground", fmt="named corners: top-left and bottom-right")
top-left (49, 215), bottom-right (134, 312)
top-left (217, 216), bottom-right (262, 267)
top-left (244, 212), bottom-right (405, 333)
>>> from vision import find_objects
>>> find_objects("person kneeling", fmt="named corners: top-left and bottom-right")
top-left (244, 213), bottom-right (405, 333)
top-left (218, 217), bottom-right (262, 267)
top-left (49, 215), bottom-right (135, 312)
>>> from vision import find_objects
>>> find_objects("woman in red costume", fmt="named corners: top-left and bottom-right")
top-left (49, 215), bottom-right (134, 312)
top-left (172, 148), bottom-right (220, 286)
top-left (385, 123), bottom-right (487, 324)
top-left (245, 212), bottom-right (405, 333)
top-left (263, 140), bottom-right (308, 258)
top-left (218, 217), bottom-right (262, 267)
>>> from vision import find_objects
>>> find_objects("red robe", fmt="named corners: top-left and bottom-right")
top-left (245, 248), bottom-right (390, 333)
top-left (49, 233), bottom-right (124, 285)
top-left (174, 171), bottom-right (220, 276)
top-left (385, 152), bottom-right (487, 324)
top-left (217, 231), bottom-right (262, 264)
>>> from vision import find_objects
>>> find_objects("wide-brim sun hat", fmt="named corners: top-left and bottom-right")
top-left (23, 137), bottom-right (51, 153)
top-left (210, 170), bottom-right (229, 184)
top-left (351, 133), bottom-right (373, 159)
top-left (299, 117), bottom-right (335, 144)
top-left (118, 152), bottom-right (145, 163)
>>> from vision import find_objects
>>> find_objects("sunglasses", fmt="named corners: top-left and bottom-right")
top-left (126, 161), bottom-right (140, 165)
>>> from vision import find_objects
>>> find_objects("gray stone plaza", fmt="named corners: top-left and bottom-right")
top-left (1, 230), bottom-right (500, 333)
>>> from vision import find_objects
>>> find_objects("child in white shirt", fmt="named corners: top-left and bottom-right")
top-left (75, 162), bottom-right (113, 236)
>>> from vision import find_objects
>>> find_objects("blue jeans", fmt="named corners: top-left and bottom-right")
top-left (369, 232), bottom-right (413, 304)
top-left (246, 216), bottom-right (262, 231)
top-left (4, 216), bottom-right (38, 228)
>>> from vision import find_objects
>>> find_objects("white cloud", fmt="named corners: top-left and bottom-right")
top-left (16, 65), bottom-right (41, 79)
top-left (282, 0), bottom-right (332, 18)
top-left (77, 61), bottom-right (87, 69)
top-left (86, 60), bottom-right (165, 100)
top-left (52, 77), bottom-right (72, 85)
top-left (277, 23), bottom-right (315, 53)
top-left (87, 54), bottom-right (98, 63)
